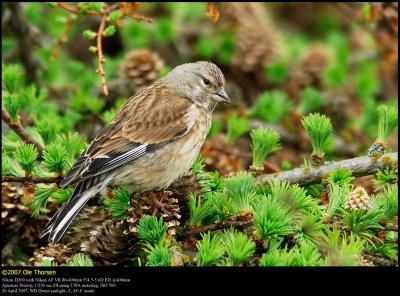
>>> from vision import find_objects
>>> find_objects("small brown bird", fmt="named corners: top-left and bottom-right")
top-left (41, 61), bottom-right (230, 243)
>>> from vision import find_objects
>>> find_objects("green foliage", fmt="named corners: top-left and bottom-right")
top-left (103, 25), bottom-right (116, 37)
top-left (68, 253), bottom-right (94, 267)
top-left (221, 228), bottom-right (255, 266)
top-left (2, 152), bottom-right (14, 176)
top-left (107, 10), bottom-right (123, 22)
top-left (88, 46), bottom-right (98, 53)
top-left (40, 259), bottom-right (57, 266)
top-left (323, 184), bottom-right (349, 220)
top-left (301, 113), bottom-right (333, 157)
top-left (197, 171), bottom-right (224, 193)
top-left (269, 179), bottom-right (316, 215)
top-left (326, 166), bottom-right (354, 187)
top-left (377, 105), bottom-right (398, 143)
top-left (342, 207), bottom-right (384, 243)
top-left (3, 93), bottom-right (21, 120)
top-left (374, 169), bottom-right (397, 191)
top-left (2, 63), bottom-right (23, 94)
top-left (55, 132), bottom-right (87, 160)
top-left (281, 160), bottom-right (292, 171)
top-left (78, 2), bottom-right (104, 14)
top-left (225, 172), bottom-right (256, 213)
top-left (153, 18), bottom-right (176, 44)
top-left (357, 96), bottom-right (379, 138)
top-left (146, 245), bottom-right (172, 267)
top-left (207, 192), bottom-right (237, 222)
top-left (25, 128), bottom-right (45, 148)
top-left (298, 87), bottom-right (323, 115)
top-left (295, 213), bottom-right (324, 244)
top-left (187, 193), bottom-right (212, 227)
top-left (323, 64), bottom-right (347, 88)
top-left (120, 19), bottom-right (151, 49)
top-left (18, 84), bottom-right (48, 119)
top-left (292, 240), bottom-right (326, 266)
top-left (370, 242), bottom-right (398, 260)
top-left (158, 66), bottom-right (172, 79)
top-left (12, 143), bottom-right (38, 176)
top-left (253, 195), bottom-right (294, 240)
top-left (207, 120), bottom-right (222, 139)
top-left (101, 107), bottom-right (118, 125)
top-left (2, 150), bottom-right (24, 177)
top-left (51, 188), bottom-right (74, 203)
top-left (35, 116), bottom-right (62, 145)
top-left (226, 114), bottom-right (249, 144)
top-left (322, 227), bottom-right (364, 266)
top-left (191, 155), bottom-right (205, 174)
top-left (355, 62), bottom-right (380, 99)
top-left (82, 30), bottom-right (97, 40)
top-left (323, 32), bottom-right (349, 88)
top-left (137, 216), bottom-right (168, 246)
top-left (195, 34), bottom-right (234, 65)
top-left (265, 61), bottom-right (288, 85)
top-left (31, 184), bottom-right (57, 217)
top-left (259, 245), bottom-right (294, 266)
top-left (327, 232), bottom-right (364, 266)
top-left (251, 91), bottom-right (292, 123)
top-left (42, 143), bottom-right (70, 175)
top-left (305, 184), bottom-right (324, 199)
top-left (103, 187), bottom-right (131, 219)
top-left (250, 128), bottom-right (281, 169)
top-left (379, 184), bottom-right (398, 220)
top-left (197, 232), bottom-right (225, 266)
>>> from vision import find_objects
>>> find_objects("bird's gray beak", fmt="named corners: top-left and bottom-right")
top-left (213, 88), bottom-right (231, 104)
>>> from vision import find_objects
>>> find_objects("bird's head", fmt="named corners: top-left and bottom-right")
top-left (164, 61), bottom-right (230, 110)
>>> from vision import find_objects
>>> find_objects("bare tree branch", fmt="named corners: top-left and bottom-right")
top-left (2, 109), bottom-right (44, 155)
top-left (255, 153), bottom-right (398, 187)
top-left (2, 176), bottom-right (62, 184)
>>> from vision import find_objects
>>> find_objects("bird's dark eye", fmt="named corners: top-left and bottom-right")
top-left (203, 79), bottom-right (210, 85)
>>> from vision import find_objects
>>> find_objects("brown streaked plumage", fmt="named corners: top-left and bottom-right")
top-left (41, 61), bottom-right (230, 243)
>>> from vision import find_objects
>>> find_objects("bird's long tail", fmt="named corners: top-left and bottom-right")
top-left (40, 177), bottom-right (111, 243)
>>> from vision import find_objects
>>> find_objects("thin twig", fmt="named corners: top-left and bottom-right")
top-left (263, 160), bottom-right (281, 173)
top-left (56, 2), bottom-right (98, 15)
top-left (126, 14), bottom-right (154, 23)
top-left (2, 109), bottom-right (44, 155)
top-left (51, 16), bottom-right (76, 61)
top-left (2, 176), bottom-right (62, 184)
top-left (255, 152), bottom-right (398, 187)
top-left (96, 13), bottom-right (109, 96)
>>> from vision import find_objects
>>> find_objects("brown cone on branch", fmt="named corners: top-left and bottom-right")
top-left (2, 182), bottom-right (48, 247)
top-left (118, 49), bottom-right (165, 88)
top-left (344, 186), bottom-right (372, 211)
top-left (168, 173), bottom-right (203, 201)
top-left (30, 243), bottom-right (73, 266)
top-left (219, 2), bottom-right (265, 28)
top-left (62, 206), bottom-right (113, 252)
top-left (80, 220), bottom-right (139, 266)
top-left (287, 44), bottom-right (330, 98)
top-left (127, 190), bottom-right (181, 235)
top-left (232, 24), bottom-right (277, 73)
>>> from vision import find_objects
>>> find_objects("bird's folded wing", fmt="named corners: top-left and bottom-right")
top-left (60, 85), bottom-right (193, 187)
